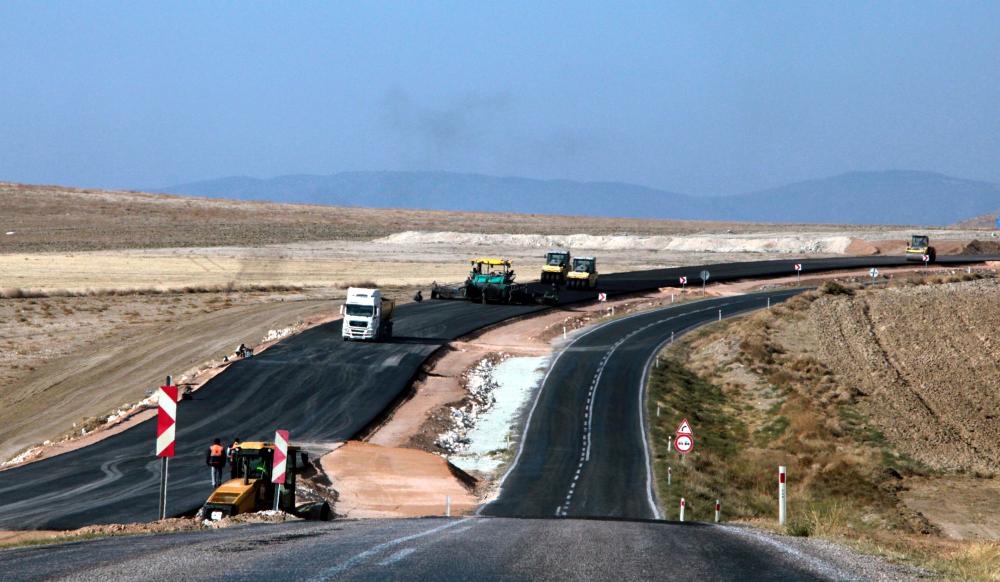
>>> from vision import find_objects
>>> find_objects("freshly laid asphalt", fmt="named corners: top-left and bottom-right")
top-left (0, 254), bottom-right (993, 530)
top-left (0, 517), bottom-right (880, 581)
top-left (482, 289), bottom-right (803, 520)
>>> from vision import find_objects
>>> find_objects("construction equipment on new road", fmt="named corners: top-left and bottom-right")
top-left (200, 441), bottom-right (331, 521)
top-left (432, 258), bottom-right (557, 304)
top-left (540, 249), bottom-right (572, 285)
top-left (566, 256), bottom-right (599, 289)
top-left (341, 287), bottom-right (395, 341)
top-left (905, 235), bottom-right (936, 262)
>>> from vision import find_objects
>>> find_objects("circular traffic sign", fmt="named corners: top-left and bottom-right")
top-left (675, 434), bottom-right (694, 453)
top-left (700, 270), bottom-right (710, 282)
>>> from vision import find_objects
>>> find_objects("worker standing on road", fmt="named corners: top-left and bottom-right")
top-left (413, 290), bottom-right (423, 302)
top-left (206, 438), bottom-right (226, 487)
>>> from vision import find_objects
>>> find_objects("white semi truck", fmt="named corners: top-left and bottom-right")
top-left (341, 287), bottom-right (395, 341)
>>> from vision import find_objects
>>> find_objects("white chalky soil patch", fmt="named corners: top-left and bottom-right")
top-left (448, 356), bottom-right (547, 475)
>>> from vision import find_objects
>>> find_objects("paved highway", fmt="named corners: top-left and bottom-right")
top-left (483, 289), bottom-right (803, 519)
top-left (0, 517), bottom-right (904, 581)
top-left (0, 255), bottom-right (992, 530)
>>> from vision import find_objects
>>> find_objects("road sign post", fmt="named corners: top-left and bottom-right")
top-left (679, 276), bottom-right (687, 290)
top-left (675, 418), bottom-right (694, 454)
top-left (155, 376), bottom-right (177, 520)
top-left (699, 271), bottom-right (710, 295)
top-left (272, 429), bottom-right (289, 511)
top-left (597, 292), bottom-right (607, 302)
top-left (794, 263), bottom-right (802, 284)
top-left (778, 466), bottom-right (787, 526)
top-left (923, 254), bottom-right (930, 271)
top-left (869, 267), bottom-right (879, 286)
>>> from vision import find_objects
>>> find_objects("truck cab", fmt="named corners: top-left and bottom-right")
top-left (341, 287), bottom-right (394, 341)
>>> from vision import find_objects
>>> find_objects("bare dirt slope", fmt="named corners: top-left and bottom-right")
top-left (804, 280), bottom-right (1000, 474)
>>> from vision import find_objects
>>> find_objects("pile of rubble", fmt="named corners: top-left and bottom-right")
top-left (435, 356), bottom-right (504, 453)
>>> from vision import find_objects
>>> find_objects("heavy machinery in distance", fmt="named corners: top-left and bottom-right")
top-left (540, 249), bottom-right (571, 285)
top-left (432, 258), bottom-right (557, 304)
top-left (341, 287), bottom-right (394, 341)
top-left (200, 441), bottom-right (331, 521)
top-left (905, 235), bottom-right (936, 262)
top-left (566, 256), bottom-right (599, 289)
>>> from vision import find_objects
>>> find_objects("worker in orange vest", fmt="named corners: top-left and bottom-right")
top-left (206, 438), bottom-right (226, 487)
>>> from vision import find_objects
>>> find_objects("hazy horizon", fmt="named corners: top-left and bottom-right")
top-left (2, 2), bottom-right (999, 195)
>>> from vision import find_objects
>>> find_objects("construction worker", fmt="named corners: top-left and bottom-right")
top-left (413, 290), bottom-right (423, 302)
top-left (206, 438), bottom-right (226, 487)
top-left (227, 438), bottom-right (242, 479)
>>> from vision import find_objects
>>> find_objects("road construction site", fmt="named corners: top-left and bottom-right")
top-left (4, 186), bottom-right (1000, 579)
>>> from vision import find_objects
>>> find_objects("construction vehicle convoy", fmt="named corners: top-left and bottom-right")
top-left (200, 441), bottom-right (331, 521)
top-left (540, 249), bottom-right (572, 285)
top-left (341, 287), bottom-right (395, 341)
top-left (566, 256), bottom-right (599, 289)
top-left (432, 258), bottom-right (557, 304)
top-left (906, 234), bottom-right (936, 262)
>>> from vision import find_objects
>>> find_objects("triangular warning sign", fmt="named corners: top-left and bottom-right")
top-left (676, 418), bottom-right (693, 436)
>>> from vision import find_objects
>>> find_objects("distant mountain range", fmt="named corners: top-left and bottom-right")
top-left (158, 170), bottom-right (1000, 226)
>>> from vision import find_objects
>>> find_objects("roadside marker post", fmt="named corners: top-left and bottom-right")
top-left (667, 436), bottom-right (673, 452)
top-left (446, 495), bottom-right (451, 517)
top-left (767, 296), bottom-right (771, 309)
top-left (715, 499), bottom-right (721, 523)
top-left (667, 466), bottom-right (671, 486)
top-left (794, 263), bottom-right (802, 284)
top-left (778, 466), bottom-right (787, 526)
top-left (679, 276), bottom-right (687, 290)
top-left (155, 376), bottom-right (177, 520)
top-left (718, 308), bottom-right (722, 321)
top-left (923, 254), bottom-right (930, 272)
top-left (679, 498), bottom-right (686, 522)
top-left (272, 429), bottom-right (289, 511)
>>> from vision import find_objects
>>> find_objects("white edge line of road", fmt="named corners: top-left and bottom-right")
top-left (309, 517), bottom-right (475, 580)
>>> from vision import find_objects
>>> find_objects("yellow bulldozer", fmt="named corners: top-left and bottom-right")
top-left (566, 256), bottom-right (599, 289)
top-left (199, 441), bottom-right (331, 521)
top-left (905, 234), bottom-right (936, 262)
top-left (540, 250), bottom-right (572, 285)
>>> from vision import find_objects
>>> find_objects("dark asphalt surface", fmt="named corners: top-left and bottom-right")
top-left (482, 289), bottom-right (803, 519)
top-left (0, 517), bottom-right (871, 581)
top-left (0, 254), bottom-right (993, 530)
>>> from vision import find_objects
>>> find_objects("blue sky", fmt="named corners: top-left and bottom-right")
top-left (1, 1), bottom-right (998, 194)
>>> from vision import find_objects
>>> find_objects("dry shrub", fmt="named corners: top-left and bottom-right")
top-left (336, 280), bottom-right (377, 289)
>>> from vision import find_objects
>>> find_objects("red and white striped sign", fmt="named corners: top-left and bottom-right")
top-left (679, 276), bottom-right (687, 285)
top-left (155, 385), bottom-right (178, 457)
top-left (272, 429), bottom-right (289, 484)
top-left (794, 263), bottom-right (802, 272)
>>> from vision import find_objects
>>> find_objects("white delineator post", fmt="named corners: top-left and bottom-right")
top-left (679, 498), bottom-right (685, 522)
top-left (778, 466), bottom-right (787, 526)
top-left (272, 429), bottom-right (289, 511)
top-left (667, 466), bottom-right (671, 486)
top-left (718, 309), bottom-right (721, 321)
top-left (155, 376), bottom-right (177, 520)
top-left (715, 499), bottom-right (721, 523)
top-left (667, 436), bottom-right (673, 452)
top-left (446, 495), bottom-right (451, 517)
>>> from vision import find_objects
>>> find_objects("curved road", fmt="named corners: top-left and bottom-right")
top-left (483, 289), bottom-right (802, 519)
top-left (0, 255), bottom-right (992, 529)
